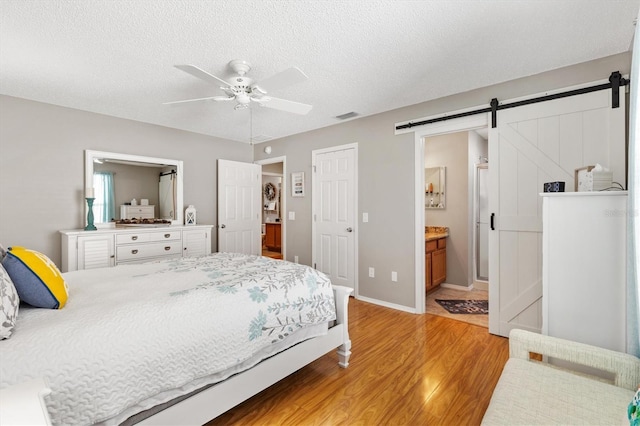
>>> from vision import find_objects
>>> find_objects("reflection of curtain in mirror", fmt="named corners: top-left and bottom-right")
top-left (93, 172), bottom-right (115, 222)
top-left (159, 172), bottom-right (176, 220)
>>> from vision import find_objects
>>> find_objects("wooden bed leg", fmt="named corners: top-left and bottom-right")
top-left (332, 285), bottom-right (353, 368)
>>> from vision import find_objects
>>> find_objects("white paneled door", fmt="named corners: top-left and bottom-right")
top-left (312, 145), bottom-right (357, 292)
top-left (488, 87), bottom-right (625, 337)
top-left (217, 159), bottom-right (261, 255)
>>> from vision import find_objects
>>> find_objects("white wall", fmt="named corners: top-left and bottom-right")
top-left (0, 96), bottom-right (253, 266)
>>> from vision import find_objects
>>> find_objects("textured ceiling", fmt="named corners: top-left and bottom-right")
top-left (1, 0), bottom-right (638, 143)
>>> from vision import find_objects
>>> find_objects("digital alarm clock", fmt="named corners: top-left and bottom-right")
top-left (543, 181), bottom-right (565, 192)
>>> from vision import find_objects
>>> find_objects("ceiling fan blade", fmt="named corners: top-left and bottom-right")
top-left (253, 67), bottom-right (308, 93)
top-left (258, 96), bottom-right (313, 115)
top-left (174, 64), bottom-right (229, 87)
top-left (162, 96), bottom-right (223, 105)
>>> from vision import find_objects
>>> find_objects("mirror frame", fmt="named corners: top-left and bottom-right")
top-left (425, 166), bottom-right (446, 209)
top-left (85, 150), bottom-right (184, 227)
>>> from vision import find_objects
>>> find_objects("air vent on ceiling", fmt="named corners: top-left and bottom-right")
top-left (335, 111), bottom-right (359, 120)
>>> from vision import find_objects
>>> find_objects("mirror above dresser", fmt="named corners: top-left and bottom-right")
top-left (84, 150), bottom-right (184, 227)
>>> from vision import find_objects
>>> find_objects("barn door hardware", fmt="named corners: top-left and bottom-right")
top-left (396, 71), bottom-right (630, 131)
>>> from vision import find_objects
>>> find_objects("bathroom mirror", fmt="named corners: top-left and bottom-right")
top-left (85, 150), bottom-right (184, 227)
top-left (425, 166), bottom-right (445, 209)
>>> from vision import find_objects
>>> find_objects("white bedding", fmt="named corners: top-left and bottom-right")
top-left (0, 253), bottom-right (336, 425)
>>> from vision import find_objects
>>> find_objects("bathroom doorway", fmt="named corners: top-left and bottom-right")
top-left (256, 157), bottom-right (286, 260)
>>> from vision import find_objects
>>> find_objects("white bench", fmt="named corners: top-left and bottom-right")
top-left (482, 329), bottom-right (640, 425)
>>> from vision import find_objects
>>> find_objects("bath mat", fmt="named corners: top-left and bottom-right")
top-left (435, 299), bottom-right (488, 314)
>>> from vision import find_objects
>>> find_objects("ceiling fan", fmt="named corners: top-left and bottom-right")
top-left (164, 59), bottom-right (313, 115)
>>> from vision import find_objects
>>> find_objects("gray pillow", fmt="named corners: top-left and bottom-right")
top-left (0, 244), bottom-right (6, 261)
top-left (0, 263), bottom-right (20, 339)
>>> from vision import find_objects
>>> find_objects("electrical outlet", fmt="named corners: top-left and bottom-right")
top-left (391, 271), bottom-right (398, 282)
top-left (294, 255), bottom-right (299, 263)
top-left (368, 267), bottom-right (375, 278)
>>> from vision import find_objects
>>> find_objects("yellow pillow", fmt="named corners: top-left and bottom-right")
top-left (2, 247), bottom-right (68, 309)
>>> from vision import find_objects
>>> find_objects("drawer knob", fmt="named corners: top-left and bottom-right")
top-left (131, 236), bottom-right (138, 241)
top-left (131, 249), bottom-right (138, 254)
top-left (164, 234), bottom-right (170, 238)
top-left (164, 246), bottom-right (171, 251)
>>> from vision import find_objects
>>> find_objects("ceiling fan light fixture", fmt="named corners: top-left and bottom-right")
top-left (166, 60), bottom-right (313, 115)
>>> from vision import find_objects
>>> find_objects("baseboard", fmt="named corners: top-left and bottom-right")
top-left (473, 281), bottom-right (489, 291)
top-left (441, 283), bottom-right (473, 292)
top-left (355, 295), bottom-right (416, 314)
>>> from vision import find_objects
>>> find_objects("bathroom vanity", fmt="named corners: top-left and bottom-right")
top-left (425, 227), bottom-right (448, 293)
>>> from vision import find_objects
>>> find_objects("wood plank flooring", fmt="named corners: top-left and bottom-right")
top-left (206, 297), bottom-right (509, 426)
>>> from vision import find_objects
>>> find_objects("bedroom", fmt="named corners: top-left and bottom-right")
top-left (1, 1), bottom-right (639, 424)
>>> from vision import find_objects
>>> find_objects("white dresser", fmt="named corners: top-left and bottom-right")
top-left (120, 205), bottom-right (155, 220)
top-left (60, 225), bottom-right (213, 272)
top-left (541, 192), bottom-right (627, 352)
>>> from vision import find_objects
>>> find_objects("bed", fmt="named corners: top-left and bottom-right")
top-left (0, 252), bottom-right (352, 425)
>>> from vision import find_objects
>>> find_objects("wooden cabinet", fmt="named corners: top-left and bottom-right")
top-left (425, 237), bottom-right (446, 293)
top-left (60, 225), bottom-right (212, 272)
top-left (264, 223), bottom-right (281, 252)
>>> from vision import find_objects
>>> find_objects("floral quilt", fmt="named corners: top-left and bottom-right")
top-left (0, 253), bottom-right (336, 425)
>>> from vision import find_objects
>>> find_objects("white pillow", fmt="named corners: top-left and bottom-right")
top-left (0, 263), bottom-right (20, 339)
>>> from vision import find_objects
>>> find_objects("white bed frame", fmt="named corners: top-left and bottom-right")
top-left (0, 287), bottom-right (352, 426)
top-left (137, 285), bottom-right (352, 425)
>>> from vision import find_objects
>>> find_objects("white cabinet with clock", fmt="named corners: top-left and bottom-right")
top-left (60, 225), bottom-right (213, 272)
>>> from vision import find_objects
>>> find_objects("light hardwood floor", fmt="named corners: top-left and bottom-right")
top-left (207, 297), bottom-right (509, 425)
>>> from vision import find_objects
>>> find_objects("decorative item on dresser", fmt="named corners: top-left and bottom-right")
top-left (185, 205), bottom-right (197, 225)
top-left (59, 225), bottom-right (213, 272)
top-left (84, 187), bottom-right (97, 231)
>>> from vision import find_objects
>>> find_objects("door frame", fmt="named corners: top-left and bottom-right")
top-left (474, 163), bottom-right (489, 283)
top-left (255, 156), bottom-right (287, 260)
top-left (413, 114), bottom-right (489, 314)
top-left (311, 143), bottom-right (359, 296)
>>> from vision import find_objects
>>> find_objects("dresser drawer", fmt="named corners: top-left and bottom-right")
top-left (116, 231), bottom-right (181, 245)
top-left (116, 241), bottom-right (183, 262)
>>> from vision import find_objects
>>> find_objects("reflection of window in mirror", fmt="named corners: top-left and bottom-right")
top-left (93, 172), bottom-right (116, 222)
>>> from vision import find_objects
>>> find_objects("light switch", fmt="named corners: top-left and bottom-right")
top-left (288, 211), bottom-right (295, 220)
top-left (363, 212), bottom-right (368, 223)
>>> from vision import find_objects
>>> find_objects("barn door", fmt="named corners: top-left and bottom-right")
top-left (488, 87), bottom-right (625, 337)
top-left (217, 159), bottom-right (261, 255)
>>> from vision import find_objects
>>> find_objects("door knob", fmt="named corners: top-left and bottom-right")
top-left (346, 227), bottom-right (353, 232)
top-left (220, 224), bottom-right (226, 228)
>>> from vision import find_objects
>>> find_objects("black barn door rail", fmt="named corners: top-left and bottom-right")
top-left (395, 71), bottom-right (629, 131)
